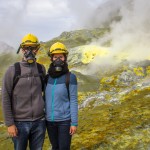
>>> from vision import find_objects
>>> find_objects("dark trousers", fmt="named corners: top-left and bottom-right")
top-left (12, 119), bottom-right (46, 150)
top-left (46, 120), bottom-right (72, 150)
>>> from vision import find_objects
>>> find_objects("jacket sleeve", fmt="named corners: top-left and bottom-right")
top-left (2, 65), bottom-right (15, 126)
top-left (69, 73), bottom-right (78, 126)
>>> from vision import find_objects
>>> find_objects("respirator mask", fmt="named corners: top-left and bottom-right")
top-left (52, 57), bottom-right (65, 72)
top-left (23, 46), bottom-right (37, 64)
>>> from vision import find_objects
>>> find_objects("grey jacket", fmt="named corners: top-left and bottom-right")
top-left (2, 61), bottom-right (46, 126)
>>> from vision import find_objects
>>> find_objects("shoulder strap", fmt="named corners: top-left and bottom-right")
top-left (37, 63), bottom-right (45, 91)
top-left (37, 63), bottom-right (43, 74)
top-left (45, 74), bottom-right (49, 86)
top-left (12, 62), bottom-right (45, 91)
top-left (12, 62), bottom-right (21, 91)
top-left (66, 72), bottom-right (71, 100)
top-left (43, 74), bottom-right (49, 101)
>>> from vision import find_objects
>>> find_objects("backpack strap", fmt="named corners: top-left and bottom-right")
top-left (45, 74), bottom-right (49, 86)
top-left (12, 62), bottom-right (45, 92)
top-left (12, 62), bottom-right (21, 91)
top-left (43, 74), bottom-right (49, 101)
top-left (37, 63), bottom-right (45, 91)
top-left (66, 72), bottom-right (71, 101)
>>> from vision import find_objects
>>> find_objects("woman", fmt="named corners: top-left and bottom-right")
top-left (45, 42), bottom-right (78, 150)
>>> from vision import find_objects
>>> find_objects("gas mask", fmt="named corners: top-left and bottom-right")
top-left (23, 47), bottom-right (36, 64)
top-left (52, 57), bottom-right (65, 72)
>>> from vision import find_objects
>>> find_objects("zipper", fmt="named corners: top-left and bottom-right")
top-left (51, 78), bottom-right (57, 121)
top-left (29, 64), bottom-right (33, 120)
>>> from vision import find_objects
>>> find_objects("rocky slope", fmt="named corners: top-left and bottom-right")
top-left (0, 28), bottom-right (150, 149)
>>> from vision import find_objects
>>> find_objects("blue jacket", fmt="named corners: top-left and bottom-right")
top-left (45, 73), bottom-right (78, 126)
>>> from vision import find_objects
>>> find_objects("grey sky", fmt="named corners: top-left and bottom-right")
top-left (0, 0), bottom-right (104, 48)
top-left (1, 0), bottom-right (150, 63)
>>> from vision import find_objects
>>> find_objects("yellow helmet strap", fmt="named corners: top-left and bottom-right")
top-left (17, 45), bottom-right (21, 54)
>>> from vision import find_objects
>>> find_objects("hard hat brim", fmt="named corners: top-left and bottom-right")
top-left (21, 43), bottom-right (40, 47)
top-left (50, 50), bottom-right (68, 54)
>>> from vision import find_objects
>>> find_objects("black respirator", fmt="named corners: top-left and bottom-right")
top-left (53, 57), bottom-right (65, 72)
top-left (24, 47), bottom-right (36, 64)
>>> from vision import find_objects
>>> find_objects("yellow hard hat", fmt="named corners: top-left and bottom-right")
top-left (21, 33), bottom-right (40, 47)
top-left (49, 42), bottom-right (68, 55)
top-left (17, 33), bottom-right (40, 54)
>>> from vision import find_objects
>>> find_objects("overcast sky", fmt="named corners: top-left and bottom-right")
top-left (0, 0), bottom-right (105, 48)
top-left (1, 0), bottom-right (150, 62)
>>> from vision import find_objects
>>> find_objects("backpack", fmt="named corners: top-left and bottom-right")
top-left (45, 72), bottom-right (71, 100)
top-left (12, 62), bottom-right (45, 92)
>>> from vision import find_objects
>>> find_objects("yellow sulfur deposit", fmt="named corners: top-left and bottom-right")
top-left (133, 67), bottom-right (145, 77)
top-left (146, 66), bottom-right (150, 75)
top-left (80, 45), bottom-right (109, 64)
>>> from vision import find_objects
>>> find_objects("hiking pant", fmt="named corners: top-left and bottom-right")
top-left (46, 120), bottom-right (72, 150)
top-left (12, 119), bottom-right (46, 150)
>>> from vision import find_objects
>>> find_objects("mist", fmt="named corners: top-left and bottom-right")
top-left (0, 0), bottom-right (29, 49)
top-left (110, 0), bottom-right (150, 61)
top-left (70, 0), bottom-right (150, 64)
top-left (65, 0), bottom-right (150, 74)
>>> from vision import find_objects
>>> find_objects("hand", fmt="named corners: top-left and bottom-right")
top-left (8, 125), bottom-right (18, 137)
top-left (69, 126), bottom-right (77, 135)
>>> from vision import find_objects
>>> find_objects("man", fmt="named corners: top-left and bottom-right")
top-left (2, 33), bottom-right (46, 150)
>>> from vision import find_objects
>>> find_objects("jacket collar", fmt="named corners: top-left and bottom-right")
top-left (20, 59), bottom-right (36, 67)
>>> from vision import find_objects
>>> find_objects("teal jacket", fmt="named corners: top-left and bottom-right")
top-left (45, 73), bottom-right (78, 126)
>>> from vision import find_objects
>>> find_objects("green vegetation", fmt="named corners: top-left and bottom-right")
top-left (0, 28), bottom-right (150, 149)
top-left (71, 88), bottom-right (150, 150)
top-left (1, 87), bottom-right (149, 149)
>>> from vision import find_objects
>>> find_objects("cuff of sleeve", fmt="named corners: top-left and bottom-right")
top-left (5, 121), bottom-right (15, 127)
top-left (71, 123), bottom-right (78, 126)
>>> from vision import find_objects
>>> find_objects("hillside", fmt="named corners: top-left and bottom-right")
top-left (36, 27), bottom-right (110, 70)
top-left (0, 28), bottom-right (150, 149)
top-left (43, 27), bottom-right (110, 49)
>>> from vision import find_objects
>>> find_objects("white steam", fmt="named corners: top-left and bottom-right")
top-left (77, 0), bottom-right (150, 62)
top-left (110, 0), bottom-right (150, 61)
top-left (66, 0), bottom-right (105, 29)
top-left (66, 0), bottom-right (150, 74)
